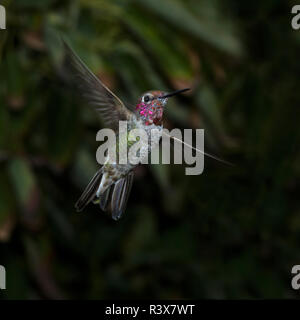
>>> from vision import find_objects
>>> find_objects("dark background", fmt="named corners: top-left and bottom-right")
top-left (0, 0), bottom-right (300, 299)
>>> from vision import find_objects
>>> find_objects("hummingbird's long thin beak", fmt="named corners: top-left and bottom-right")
top-left (160, 88), bottom-right (190, 99)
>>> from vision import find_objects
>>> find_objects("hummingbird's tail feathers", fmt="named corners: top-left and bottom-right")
top-left (99, 185), bottom-right (112, 211)
top-left (75, 168), bottom-right (103, 212)
top-left (163, 132), bottom-right (233, 166)
top-left (111, 171), bottom-right (134, 221)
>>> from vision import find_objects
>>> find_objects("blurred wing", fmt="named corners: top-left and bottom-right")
top-left (62, 39), bottom-right (132, 130)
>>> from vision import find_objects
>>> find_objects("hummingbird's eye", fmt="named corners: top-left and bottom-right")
top-left (142, 94), bottom-right (153, 103)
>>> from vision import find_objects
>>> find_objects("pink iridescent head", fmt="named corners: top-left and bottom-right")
top-left (135, 88), bottom-right (190, 126)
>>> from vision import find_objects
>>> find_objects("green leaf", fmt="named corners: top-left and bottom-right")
top-left (135, 0), bottom-right (243, 56)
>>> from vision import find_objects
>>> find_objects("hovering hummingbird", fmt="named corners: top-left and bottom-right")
top-left (62, 41), bottom-right (190, 220)
top-left (63, 41), bottom-right (231, 220)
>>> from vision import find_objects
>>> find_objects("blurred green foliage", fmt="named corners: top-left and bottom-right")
top-left (0, 0), bottom-right (300, 299)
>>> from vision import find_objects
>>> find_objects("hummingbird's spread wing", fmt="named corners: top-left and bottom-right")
top-left (63, 40), bottom-right (132, 131)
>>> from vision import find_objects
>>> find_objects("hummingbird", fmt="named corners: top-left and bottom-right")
top-left (62, 40), bottom-right (190, 220)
